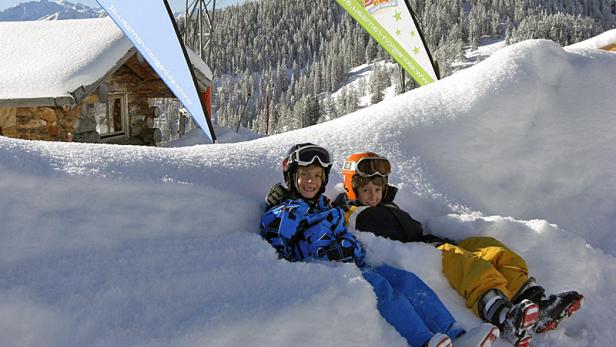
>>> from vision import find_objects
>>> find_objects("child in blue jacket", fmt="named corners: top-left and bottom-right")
top-left (260, 143), bottom-right (499, 347)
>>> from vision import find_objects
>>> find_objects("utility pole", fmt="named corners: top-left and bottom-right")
top-left (264, 95), bottom-right (270, 135)
top-left (180, 0), bottom-right (217, 134)
top-left (236, 92), bottom-right (252, 133)
top-left (400, 65), bottom-right (405, 93)
top-left (182, 0), bottom-right (216, 66)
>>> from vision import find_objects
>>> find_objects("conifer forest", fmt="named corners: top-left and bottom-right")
top-left (177, 0), bottom-right (615, 138)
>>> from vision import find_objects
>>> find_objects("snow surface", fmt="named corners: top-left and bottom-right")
top-left (330, 60), bottom-right (400, 109)
top-left (452, 38), bottom-right (508, 70)
top-left (1, 38), bottom-right (616, 346)
top-left (567, 28), bottom-right (616, 50)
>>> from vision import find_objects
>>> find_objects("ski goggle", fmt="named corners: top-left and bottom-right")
top-left (287, 145), bottom-right (333, 168)
top-left (344, 156), bottom-right (391, 177)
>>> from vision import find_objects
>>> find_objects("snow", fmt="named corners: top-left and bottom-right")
top-left (453, 38), bottom-right (508, 70)
top-left (0, 17), bottom-right (212, 102)
top-left (567, 28), bottom-right (616, 50)
top-left (330, 60), bottom-right (399, 108)
top-left (186, 48), bottom-right (214, 81)
top-left (1, 36), bottom-right (616, 347)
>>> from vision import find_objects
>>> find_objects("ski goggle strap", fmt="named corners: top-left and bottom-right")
top-left (288, 145), bottom-right (333, 168)
top-left (344, 156), bottom-right (391, 177)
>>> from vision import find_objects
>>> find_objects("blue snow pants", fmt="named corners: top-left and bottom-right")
top-left (362, 265), bottom-right (464, 347)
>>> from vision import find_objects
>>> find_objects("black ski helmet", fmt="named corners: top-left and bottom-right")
top-left (282, 143), bottom-right (333, 194)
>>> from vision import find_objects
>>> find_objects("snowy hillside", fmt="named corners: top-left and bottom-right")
top-left (0, 0), bottom-right (104, 21)
top-left (1, 38), bottom-right (616, 347)
top-left (162, 126), bottom-right (262, 147)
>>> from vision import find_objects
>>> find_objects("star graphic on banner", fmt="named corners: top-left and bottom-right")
top-left (410, 30), bottom-right (416, 38)
top-left (393, 11), bottom-right (402, 21)
top-left (396, 29), bottom-right (401, 36)
top-left (413, 46), bottom-right (421, 55)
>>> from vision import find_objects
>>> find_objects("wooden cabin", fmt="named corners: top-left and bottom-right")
top-left (0, 18), bottom-right (212, 145)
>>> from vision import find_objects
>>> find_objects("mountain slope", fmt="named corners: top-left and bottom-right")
top-left (1, 39), bottom-right (616, 346)
top-left (0, 0), bottom-right (103, 21)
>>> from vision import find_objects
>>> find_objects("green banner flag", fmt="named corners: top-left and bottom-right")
top-left (336, 0), bottom-right (439, 85)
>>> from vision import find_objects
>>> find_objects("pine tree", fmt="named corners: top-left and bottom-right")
top-left (304, 94), bottom-right (321, 127)
top-left (370, 86), bottom-right (384, 104)
top-left (320, 94), bottom-right (335, 121)
top-left (346, 87), bottom-right (359, 113)
top-left (365, 38), bottom-right (377, 62)
top-left (336, 87), bottom-right (347, 116)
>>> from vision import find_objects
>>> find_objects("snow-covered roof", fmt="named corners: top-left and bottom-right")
top-left (0, 17), bottom-right (212, 107)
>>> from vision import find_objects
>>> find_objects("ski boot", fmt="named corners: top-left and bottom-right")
top-left (511, 277), bottom-right (545, 305)
top-left (425, 333), bottom-right (453, 347)
top-left (534, 291), bottom-right (584, 333)
top-left (512, 278), bottom-right (584, 333)
top-left (453, 323), bottom-right (500, 347)
top-left (478, 289), bottom-right (539, 347)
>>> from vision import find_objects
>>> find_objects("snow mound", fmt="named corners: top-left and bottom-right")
top-left (1, 38), bottom-right (616, 346)
top-left (566, 28), bottom-right (616, 50)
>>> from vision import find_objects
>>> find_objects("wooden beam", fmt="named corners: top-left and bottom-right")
top-left (137, 80), bottom-right (174, 97)
top-left (0, 96), bottom-right (75, 108)
top-left (124, 54), bottom-right (160, 81)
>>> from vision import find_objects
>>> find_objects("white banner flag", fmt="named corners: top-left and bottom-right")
top-left (337, 0), bottom-right (439, 85)
top-left (96, 0), bottom-right (216, 142)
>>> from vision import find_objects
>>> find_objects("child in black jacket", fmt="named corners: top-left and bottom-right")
top-left (336, 152), bottom-right (584, 347)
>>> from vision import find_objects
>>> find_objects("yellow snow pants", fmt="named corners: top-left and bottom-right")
top-left (438, 237), bottom-right (529, 316)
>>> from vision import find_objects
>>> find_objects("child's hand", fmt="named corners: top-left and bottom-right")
top-left (265, 183), bottom-right (290, 209)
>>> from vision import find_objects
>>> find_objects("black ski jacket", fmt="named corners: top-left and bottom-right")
top-left (334, 185), bottom-right (454, 245)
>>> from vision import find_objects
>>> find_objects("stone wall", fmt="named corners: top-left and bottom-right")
top-left (73, 99), bottom-right (101, 143)
top-left (0, 107), bottom-right (17, 137)
top-left (0, 106), bottom-right (78, 141)
top-left (128, 93), bottom-right (160, 145)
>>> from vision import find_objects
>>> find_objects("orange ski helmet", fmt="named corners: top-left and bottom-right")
top-left (342, 152), bottom-right (391, 200)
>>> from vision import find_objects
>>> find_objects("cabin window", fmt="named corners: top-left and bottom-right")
top-left (98, 94), bottom-right (128, 137)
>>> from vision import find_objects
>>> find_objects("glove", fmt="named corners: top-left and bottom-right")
top-left (315, 239), bottom-right (356, 263)
top-left (423, 234), bottom-right (456, 247)
top-left (332, 193), bottom-right (350, 209)
top-left (265, 183), bottom-right (290, 209)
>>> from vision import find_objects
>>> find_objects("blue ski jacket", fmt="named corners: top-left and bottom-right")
top-left (260, 195), bottom-right (365, 267)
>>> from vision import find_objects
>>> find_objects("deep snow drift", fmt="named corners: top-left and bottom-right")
top-left (1, 39), bottom-right (616, 347)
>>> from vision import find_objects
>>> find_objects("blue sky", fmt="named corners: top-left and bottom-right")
top-left (0, 0), bottom-right (244, 12)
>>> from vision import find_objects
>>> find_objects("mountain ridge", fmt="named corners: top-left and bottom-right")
top-left (0, 0), bottom-right (104, 21)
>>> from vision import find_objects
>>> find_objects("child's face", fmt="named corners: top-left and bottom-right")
top-left (357, 181), bottom-right (383, 207)
top-left (296, 165), bottom-right (324, 199)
